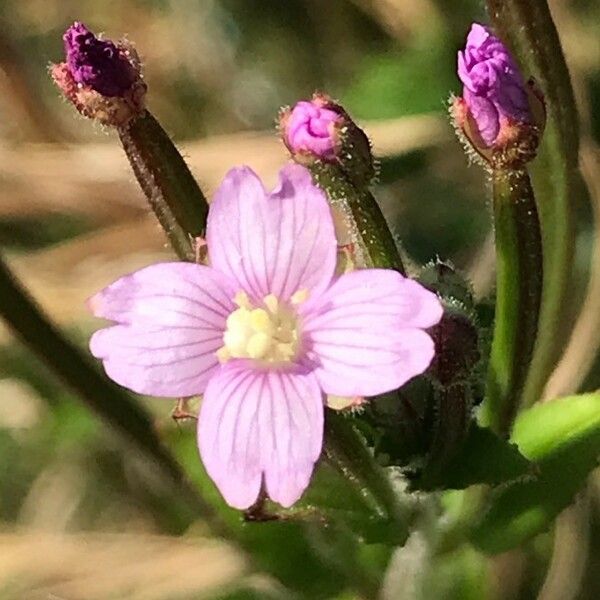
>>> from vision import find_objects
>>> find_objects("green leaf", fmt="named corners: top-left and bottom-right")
top-left (412, 425), bottom-right (530, 491)
top-left (300, 460), bottom-right (378, 514)
top-left (299, 443), bottom-right (408, 546)
top-left (470, 394), bottom-right (600, 553)
top-left (303, 463), bottom-right (407, 545)
top-left (512, 393), bottom-right (600, 459)
top-left (299, 461), bottom-right (406, 544)
top-left (323, 412), bottom-right (410, 525)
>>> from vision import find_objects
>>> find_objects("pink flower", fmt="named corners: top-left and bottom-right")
top-left (88, 164), bottom-right (442, 509)
top-left (282, 99), bottom-right (342, 160)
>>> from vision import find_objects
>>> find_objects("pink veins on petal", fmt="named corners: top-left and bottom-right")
top-left (88, 163), bottom-right (443, 509)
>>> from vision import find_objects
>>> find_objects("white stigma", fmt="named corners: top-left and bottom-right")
top-left (217, 290), bottom-right (307, 364)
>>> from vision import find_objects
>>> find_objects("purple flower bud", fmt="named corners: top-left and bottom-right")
top-left (280, 93), bottom-right (376, 188)
top-left (63, 22), bottom-right (137, 97)
top-left (457, 23), bottom-right (530, 147)
top-left (52, 22), bottom-right (146, 127)
top-left (452, 24), bottom-right (546, 168)
top-left (282, 98), bottom-right (342, 160)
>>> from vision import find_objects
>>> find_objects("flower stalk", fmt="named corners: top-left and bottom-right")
top-left (485, 0), bottom-right (582, 409)
top-left (324, 411), bottom-right (410, 533)
top-left (52, 22), bottom-right (209, 262)
top-left (482, 168), bottom-right (543, 434)
top-left (118, 110), bottom-right (209, 261)
top-left (309, 161), bottom-right (405, 273)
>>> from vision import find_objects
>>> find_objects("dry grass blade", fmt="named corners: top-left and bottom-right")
top-left (0, 114), bottom-right (447, 220)
top-left (536, 493), bottom-right (591, 600)
top-left (0, 217), bottom-right (171, 344)
top-left (0, 530), bottom-right (246, 600)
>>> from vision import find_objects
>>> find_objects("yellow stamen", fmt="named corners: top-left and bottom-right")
top-left (291, 289), bottom-right (309, 304)
top-left (249, 308), bottom-right (272, 333)
top-left (264, 294), bottom-right (278, 314)
top-left (217, 290), bottom-right (309, 364)
top-left (234, 290), bottom-right (252, 309)
top-left (246, 332), bottom-right (272, 359)
top-left (216, 347), bottom-right (231, 363)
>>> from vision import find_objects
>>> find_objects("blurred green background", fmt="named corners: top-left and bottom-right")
top-left (0, 0), bottom-right (599, 598)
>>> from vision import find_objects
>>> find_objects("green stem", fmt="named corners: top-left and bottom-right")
top-left (482, 169), bottom-right (543, 434)
top-left (118, 110), bottom-right (210, 261)
top-left (309, 162), bottom-right (406, 274)
top-left (307, 162), bottom-right (411, 535)
top-left (354, 189), bottom-right (407, 272)
top-left (486, 0), bottom-right (581, 407)
top-left (324, 411), bottom-right (409, 535)
top-left (0, 253), bottom-right (218, 526)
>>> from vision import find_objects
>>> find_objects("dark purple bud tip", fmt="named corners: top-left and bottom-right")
top-left (63, 21), bottom-right (137, 97)
top-left (52, 22), bottom-right (146, 127)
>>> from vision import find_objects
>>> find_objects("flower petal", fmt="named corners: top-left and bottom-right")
top-left (89, 263), bottom-right (236, 396)
top-left (301, 269), bottom-right (442, 397)
top-left (197, 363), bottom-right (323, 509)
top-left (463, 89), bottom-right (500, 147)
top-left (207, 164), bottom-right (337, 302)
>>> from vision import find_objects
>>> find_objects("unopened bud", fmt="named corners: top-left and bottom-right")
top-left (418, 259), bottom-right (474, 309)
top-left (452, 23), bottom-right (545, 169)
top-left (51, 22), bottom-right (146, 127)
top-left (417, 260), bottom-right (480, 387)
top-left (279, 93), bottom-right (376, 188)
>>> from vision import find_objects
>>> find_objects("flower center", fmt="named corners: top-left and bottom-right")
top-left (217, 290), bottom-right (307, 364)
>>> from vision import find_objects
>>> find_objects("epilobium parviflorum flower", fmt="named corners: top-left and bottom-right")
top-left (280, 93), bottom-right (376, 189)
top-left (88, 164), bottom-right (442, 509)
top-left (51, 22), bottom-right (146, 126)
top-left (452, 23), bottom-right (545, 168)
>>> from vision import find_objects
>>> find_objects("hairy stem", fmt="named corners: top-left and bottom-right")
top-left (482, 169), bottom-right (543, 434)
top-left (118, 110), bottom-right (209, 261)
top-left (309, 161), bottom-right (406, 273)
top-left (486, 0), bottom-right (581, 407)
top-left (324, 411), bottom-right (409, 534)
